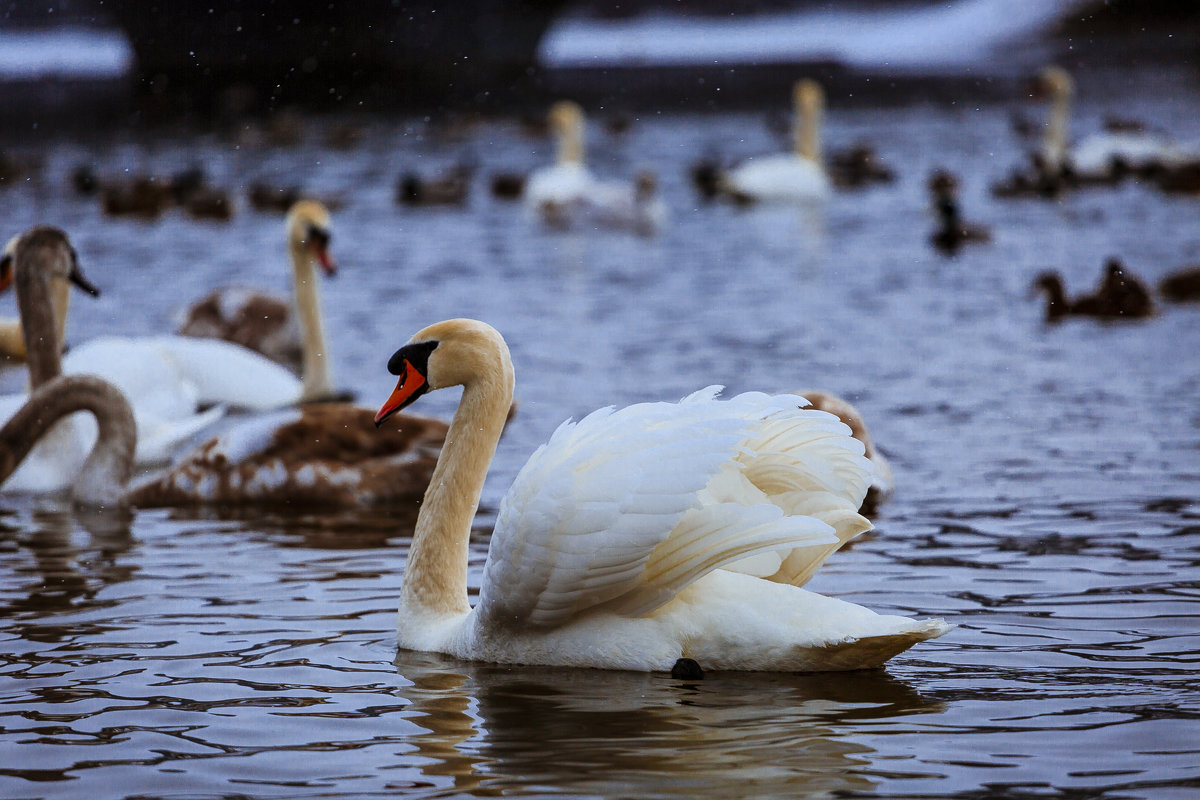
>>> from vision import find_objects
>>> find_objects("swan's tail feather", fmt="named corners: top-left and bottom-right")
top-left (785, 619), bottom-right (952, 672)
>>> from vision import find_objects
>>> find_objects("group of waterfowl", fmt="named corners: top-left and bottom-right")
top-left (0, 218), bottom-right (937, 674)
top-left (2, 62), bottom-right (1195, 676)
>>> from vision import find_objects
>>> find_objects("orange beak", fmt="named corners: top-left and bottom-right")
top-left (312, 243), bottom-right (338, 277)
top-left (374, 359), bottom-right (428, 426)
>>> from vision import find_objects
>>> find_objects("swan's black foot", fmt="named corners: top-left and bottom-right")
top-left (671, 658), bottom-right (704, 680)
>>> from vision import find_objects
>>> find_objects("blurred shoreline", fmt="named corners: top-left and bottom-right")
top-left (1, 0), bottom-right (1197, 135)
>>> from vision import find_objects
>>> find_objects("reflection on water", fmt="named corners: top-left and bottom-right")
top-left (399, 652), bottom-right (942, 799)
top-left (1, 62), bottom-right (1199, 798)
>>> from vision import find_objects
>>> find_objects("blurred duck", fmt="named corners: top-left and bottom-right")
top-left (828, 142), bottom-right (895, 189)
top-left (397, 165), bottom-right (472, 207)
top-left (1157, 267), bottom-right (1200, 303)
top-left (489, 172), bottom-right (526, 200)
top-left (524, 101), bottom-right (666, 233)
top-left (927, 170), bottom-right (991, 254)
top-left (1033, 258), bottom-right (1155, 323)
top-left (249, 182), bottom-right (303, 213)
top-left (0, 373), bottom-right (451, 510)
top-left (794, 390), bottom-right (894, 517)
top-left (94, 167), bottom-right (234, 221)
top-left (177, 200), bottom-right (345, 402)
top-left (717, 80), bottom-right (831, 204)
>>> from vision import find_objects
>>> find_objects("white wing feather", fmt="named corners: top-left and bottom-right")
top-left (477, 388), bottom-right (872, 630)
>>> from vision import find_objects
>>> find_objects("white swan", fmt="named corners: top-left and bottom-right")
top-left (177, 200), bottom-right (342, 401)
top-left (372, 319), bottom-right (948, 672)
top-left (523, 101), bottom-right (666, 232)
top-left (718, 80), bottom-right (832, 203)
top-left (1036, 65), bottom-right (1183, 180)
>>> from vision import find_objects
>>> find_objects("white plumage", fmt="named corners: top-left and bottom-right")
top-left (719, 154), bottom-right (831, 204)
top-left (61, 335), bottom-right (301, 464)
top-left (378, 319), bottom-right (948, 672)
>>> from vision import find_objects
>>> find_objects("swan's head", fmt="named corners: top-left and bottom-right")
top-left (285, 200), bottom-right (337, 277)
top-left (1103, 257), bottom-right (1127, 282)
top-left (793, 79), bottom-right (824, 114)
top-left (1033, 65), bottom-right (1073, 102)
top-left (548, 100), bottom-right (584, 135)
top-left (1031, 271), bottom-right (1065, 296)
top-left (927, 169), bottom-right (959, 196)
top-left (375, 318), bottom-right (512, 426)
top-left (4, 226), bottom-right (99, 297)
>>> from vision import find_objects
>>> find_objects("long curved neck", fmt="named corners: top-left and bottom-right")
top-left (794, 95), bottom-right (822, 164)
top-left (403, 357), bottom-right (515, 616)
top-left (289, 240), bottom-right (333, 401)
top-left (0, 375), bottom-right (135, 507)
top-left (557, 116), bottom-right (584, 165)
top-left (15, 253), bottom-right (65, 389)
top-left (1043, 89), bottom-right (1070, 172)
top-left (1040, 278), bottom-right (1068, 318)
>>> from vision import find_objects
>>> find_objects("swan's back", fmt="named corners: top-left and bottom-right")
top-left (477, 388), bottom-right (871, 631)
top-left (721, 154), bottom-right (831, 202)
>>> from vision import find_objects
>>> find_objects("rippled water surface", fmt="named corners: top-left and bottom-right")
top-left (2, 64), bottom-right (1200, 799)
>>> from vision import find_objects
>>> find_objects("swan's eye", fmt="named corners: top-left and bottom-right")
top-left (305, 224), bottom-right (331, 250)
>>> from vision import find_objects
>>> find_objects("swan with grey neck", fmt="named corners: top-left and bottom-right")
top-left (0, 375), bottom-right (135, 507)
top-left (372, 318), bottom-right (948, 672)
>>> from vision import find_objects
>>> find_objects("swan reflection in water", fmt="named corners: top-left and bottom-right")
top-left (0, 505), bottom-right (134, 617)
top-left (395, 650), bottom-right (944, 798)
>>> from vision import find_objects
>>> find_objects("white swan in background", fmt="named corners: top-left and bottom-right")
top-left (1036, 65), bottom-right (1183, 179)
top-left (523, 101), bottom-right (666, 232)
top-left (718, 80), bottom-right (832, 203)
top-left (177, 200), bottom-right (343, 402)
top-left (372, 319), bottom-right (948, 672)
top-left (523, 100), bottom-right (595, 212)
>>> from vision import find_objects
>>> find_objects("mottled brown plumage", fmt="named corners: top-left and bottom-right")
top-left (127, 406), bottom-right (448, 508)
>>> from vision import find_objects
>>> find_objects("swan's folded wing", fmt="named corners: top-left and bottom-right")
top-left (476, 389), bottom-right (859, 630)
top-left (152, 335), bottom-right (302, 410)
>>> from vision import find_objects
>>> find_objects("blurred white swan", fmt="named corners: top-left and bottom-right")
top-left (718, 80), bottom-right (832, 203)
top-left (524, 101), bottom-right (666, 233)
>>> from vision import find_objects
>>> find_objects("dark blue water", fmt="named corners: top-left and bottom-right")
top-left (1, 62), bottom-right (1199, 798)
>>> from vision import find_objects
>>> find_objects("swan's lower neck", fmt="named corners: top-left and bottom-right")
top-left (0, 375), bottom-right (135, 506)
top-left (1043, 95), bottom-right (1070, 171)
top-left (289, 244), bottom-right (333, 400)
top-left (794, 102), bottom-right (822, 164)
top-left (403, 377), bottom-right (513, 617)
top-left (558, 123), bottom-right (584, 166)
